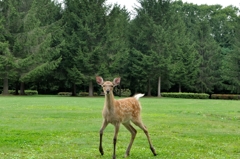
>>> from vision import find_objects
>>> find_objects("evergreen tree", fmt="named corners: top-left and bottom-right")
top-left (181, 3), bottom-right (222, 93)
top-left (33, 0), bottom-right (65, 93)
top-left (0, 0), bottom-right (21, 94)
top-left (195, 20), bottom-right (221, 93)
top-left (131, 0), bottom-right (184, 96)
top-left (0, 41), bottom-right (15, 95)
top-left (102, 4), bottom-right (131, 96)
top-left (171, 1), bottom-right (199, 92)
top-left (13, 0), bottom-right (61, 94)
top-left (222, 16), bottom-right (240, 93)
top-left (0, 0), bottom-right (62, 94)
top-left (63, 0), bottom-right (108, 96)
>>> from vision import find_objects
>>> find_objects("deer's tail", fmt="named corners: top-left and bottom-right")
top-left (134, 93), bottom-right (145, 100)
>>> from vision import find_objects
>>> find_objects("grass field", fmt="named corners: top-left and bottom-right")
top-left (0, 96), bottom-right (239, 159)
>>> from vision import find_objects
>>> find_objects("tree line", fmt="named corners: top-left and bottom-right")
top-left (0, 0), bottom-right (239, 96)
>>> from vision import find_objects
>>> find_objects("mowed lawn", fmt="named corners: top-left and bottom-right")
top-left (0, 96), bottom-right (239, 159)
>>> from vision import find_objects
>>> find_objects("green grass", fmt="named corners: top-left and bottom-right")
top-left (0, 96), bottom-right (239, 159)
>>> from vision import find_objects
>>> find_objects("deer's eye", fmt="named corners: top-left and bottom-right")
top-left (102, 85), bottom-right (105, 87)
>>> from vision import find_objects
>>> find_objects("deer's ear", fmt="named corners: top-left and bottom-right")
top-left (113, 77), bottom-right (121, 86)
top-left (96, 76), bottom-right (104, 85)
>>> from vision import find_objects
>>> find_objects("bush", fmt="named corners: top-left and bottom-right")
top-left (8, 90), bottom-right (16, 95)
top-left (24, 90), bottom-right (38, 95)
top-left (211, 94), bottom-right (240, 100)
top-left (1, 90), bottom-right (38, 95)
top-left (161, 92), bottom-right (209, 99)
top-left (79, 92), bottom-right (98, 96)
top-left (120, 89), bottom-right (131, 97)
top-left (57, 92), bottom-right (72, 96)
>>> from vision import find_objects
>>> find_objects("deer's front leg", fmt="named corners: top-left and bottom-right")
top-left (113, 123), bottom-right (120, 159)
top-left (99, 120), bottom-right (108, 155)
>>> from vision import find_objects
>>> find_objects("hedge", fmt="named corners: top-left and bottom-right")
top-left (57, 92), bottom-right (72, 96)
top-left (161, 92), bottom-right (209, 99)
top-left (211, 94), bottom-right (240, 100)
top-left (1, 90), bottom-right (38, 95)
top-left (79, 92), bottom-right (98, 96)
top-left (119, 89), bottom-right (131, 97)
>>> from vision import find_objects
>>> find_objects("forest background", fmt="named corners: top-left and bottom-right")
top-left (0, 0), bottom-right (240, 96)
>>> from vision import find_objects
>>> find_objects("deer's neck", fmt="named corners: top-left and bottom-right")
top-left (104, 93), bottom-right (115, 110)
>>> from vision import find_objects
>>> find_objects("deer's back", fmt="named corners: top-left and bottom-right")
top-left (113, 97), bottom-right (141, 123)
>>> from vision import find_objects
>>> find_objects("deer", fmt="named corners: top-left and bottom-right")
top-left (96, 76), bottom-right (157, 159)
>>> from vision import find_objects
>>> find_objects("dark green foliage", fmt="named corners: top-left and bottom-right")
top-left (170, 2), bottom-right (199, 93)
top-left (0, 0), bottom-right (240, 95)
top-left (179, 3), bottom-right (223, 93)
top-left (130, 0), bottom-right (174, 96)
top-left (221, 16), bottom-right (240, 93)
top-left (62, 0), bottom-right (109, 96)
top-left (115, 89), bottom-right (131, 97)
top-left (0, 42), bottom-right (15, 95)
top-left (161, 92), bottom-right (209, 99)
top-left (0, 0), bottom-right (63, 95)
top-left (0, 13), bottom-right (15, 95)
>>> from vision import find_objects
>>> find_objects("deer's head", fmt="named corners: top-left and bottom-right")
top-left (96, 76), bottom-right (121, 95)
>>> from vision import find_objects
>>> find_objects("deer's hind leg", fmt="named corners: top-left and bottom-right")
top-left (132, 119), bottom-right (157, 156)
top-left (122, 122), bottom-right (137, 157)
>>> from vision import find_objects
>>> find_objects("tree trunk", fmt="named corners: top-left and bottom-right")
top-left (129, 79), bottom-right (136, 96)
top-left (147, 79), bottom-right (151, 96)
top-left (15, 81), bottom-right (19, 95)
top-left (72, 83), bottom-right (76, 96)
top-left (20, 82), bottom-right (25, 95)
top-left (88, 80), bottom-right (93, 96)
top-left (157, 76), bottom-right (161, 97)
top-left (178, 84), bottom-right (182, 93)
top-left (2, 75), bottom-right (9, 95)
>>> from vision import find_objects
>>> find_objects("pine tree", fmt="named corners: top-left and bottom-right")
top-left (171, 1), bottom-right (199, 92)
top-left (63, 0), bottom-right (108, 96)
top-left (0, 0), bottom-right (20, 95)
top-left (222, 16), bottom-right (240, 93)
top-left (0, 0), bottom-right (62, 94)
top-left (103, 4), bottom-right (131, 95)
top-left (181, 3), bottom-right (222, 93)
top-left (131, 0), bottom-right (183, 96)
top-left (33, 0), bottom-right (64, 93)
top-left (0, 42), bottom-right (15, 95)
top-left (195, 20), bottom-right (221, 93)
top-left (13, 0), bottom-right (61, 94)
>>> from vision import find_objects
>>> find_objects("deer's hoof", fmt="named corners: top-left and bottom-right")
top-left (150, 146), bottom-right (157, 156)
top-left (99, 148), bottom-right (104, 155)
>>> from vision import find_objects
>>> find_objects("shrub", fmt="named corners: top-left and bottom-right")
top-left (120, 89), bottom-right (131, 97)
top-left (79, 92), bottom-right (98, 96)
top-left (8, 90), bottom-right (16, 95)
top-left (1, 90), bottom-right (38, 95)
top-left (58, 92), bottom-right (72, 96)
top-left (79, 92), bottom-right (88, 96)
top-left (211, 94), bottom-right (240, 100)
top-left (161, 92), bottom-right (209, 99)
top-left (24, 90), bottom-right (38, 95)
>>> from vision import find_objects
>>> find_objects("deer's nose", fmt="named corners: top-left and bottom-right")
top-left (106, 90), bottom-right (110, 94)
